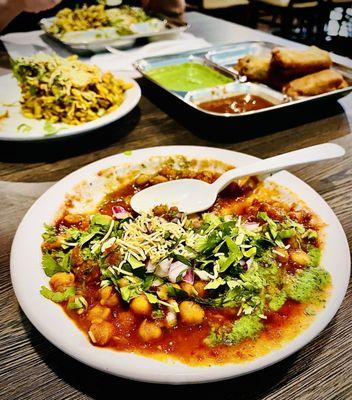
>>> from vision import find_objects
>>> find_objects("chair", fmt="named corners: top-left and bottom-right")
top-left (249, 0), bottom-right (322, 41)
top-left (317, 0), bottom-right (352, 56)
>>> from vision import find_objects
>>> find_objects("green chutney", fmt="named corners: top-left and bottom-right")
top-left (146, 62), bottom-right (233, 91)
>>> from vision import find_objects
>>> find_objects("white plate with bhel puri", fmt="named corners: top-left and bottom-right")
top-left (0, 53), bottom-right (141, 141)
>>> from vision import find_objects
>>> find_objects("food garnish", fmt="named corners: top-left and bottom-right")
top-left (16, 123), bottom-right (32, 133)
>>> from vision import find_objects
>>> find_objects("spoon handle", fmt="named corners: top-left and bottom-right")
top-left (211, 143), bottom-right (345, 193)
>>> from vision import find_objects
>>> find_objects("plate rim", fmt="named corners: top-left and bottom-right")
top-left (10, 145), bottom-right (351, 384)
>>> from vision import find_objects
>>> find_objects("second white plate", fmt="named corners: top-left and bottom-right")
top-left (0, 73), bottom-right (141, 141)
top-left (10, 146), bottom-right (350, 384)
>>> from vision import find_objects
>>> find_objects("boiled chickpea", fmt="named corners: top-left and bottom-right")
top-left (89, 321), bottom-right (113, 346)
top-left (287, 236), bottom-right (300, 250)
top-left (138, 319), bottom-right (162, 342)
top-left (99, 286), bottom-right (119, 307)
top-left (180, 282), bottom-right (196, 297)
top-left (273, 247), bottom-right (289, 263)
top-left (130, 295), bottom-right (152, 317)
top-left (153, 205), bottom-right (168, 216)
top-left (135, 174), bottom-right (151, 186)
top-left (289, 249), bottom-right (310, 266)
top-left (50, 272), bottom-right (74, 292)
top-left (117, 278), bottom-right (129, 288)
top-left (63, 214), bottom-right (84, 225)
top-left (87, 304), bottom-right (111, 323)
top-left (150, 175), bottom-right (168, 184)
top-left (193, 281), bottom-right (207, 298)
top-left (179, 301), bottom-right (205, 325)
top-left (159, 166), bottom-right (177, 179)
top-left (157, 284), bottom-right (169, 301)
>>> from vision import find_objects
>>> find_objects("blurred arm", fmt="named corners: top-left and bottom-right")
top-left (142, 0), bottom-right (186, 15)
top-left (0, 0), bottom-right (61, 32)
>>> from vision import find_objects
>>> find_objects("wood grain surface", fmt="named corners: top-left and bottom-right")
top-left (0, 12), bottom-right (351, 400)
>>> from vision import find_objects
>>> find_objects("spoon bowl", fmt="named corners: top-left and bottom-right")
top-left (131, 179), bottom-right (216, 214)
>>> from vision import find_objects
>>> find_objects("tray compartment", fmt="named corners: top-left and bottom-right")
top-left (138, 55), bottom-right (237, 95)
top-left (185, 82), bottom-right (287, 116)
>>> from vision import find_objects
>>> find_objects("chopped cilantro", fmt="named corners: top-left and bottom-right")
top-left (285, 267), bottom-right (330, 302)
top-left (40, 286), bottom-right (75, 302)
top-left (42, 252), bottom-right (70, 277)
top-left (42, 223), bottom-right (57, 243)
top-left (43, 120), bottom-right (65, 136)
top-left (17, 123), bottom-right (32, 133)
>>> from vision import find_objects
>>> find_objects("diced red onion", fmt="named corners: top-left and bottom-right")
top-left (112, 206), bottom-right (130, 220)
top-left (243, 222), bottom-right (260, 231)
top-left (245, 258), bottom-right (253, 270)
top-left (166, 310), bottom-right (177, 327)
top-left (239, 259), bottom-right (246, 266)
top-left (182, 268), bottom-right (194, 284)
top-left (171, 212), bottom-right (185, 223)
top-left (168, 261), bottom-right (188, 283)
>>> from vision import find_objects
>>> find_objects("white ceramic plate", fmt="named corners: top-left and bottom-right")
top-left (0, 74), bottom-right (141, 141)
top-left (10, 146), bottom-right (350, 384)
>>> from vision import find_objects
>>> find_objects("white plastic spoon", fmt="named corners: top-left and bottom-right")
top-left (130, 143), bottom-right (345, 214)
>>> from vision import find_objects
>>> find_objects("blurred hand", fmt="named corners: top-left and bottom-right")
top-left (20, 0), bottom-right (62, 13)
top-left (142, 0), bottom-right (186, 15)
top-left (0, 0), bottom-right (61, 31)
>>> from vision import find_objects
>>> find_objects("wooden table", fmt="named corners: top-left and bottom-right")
top-left (0, 12), bottom-right (351, 400)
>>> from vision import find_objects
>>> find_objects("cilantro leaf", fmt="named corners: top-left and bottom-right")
top-left (42, 223), bottom-right (58, 243)
top-left (91, 214), bottom-right (112, 227)
top-left (120, 284), bottom-right (141, 302)
top-left (40, 286), bottom-right (75, 302)
top-left (42, 252), bottom-right (70, 277)
top-left (43, 120), bottom-right (65, 136)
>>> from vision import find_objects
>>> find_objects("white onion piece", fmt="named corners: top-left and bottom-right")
top-left (101, 237), bottom-right (116, 253)
top-left (166, 310), bottom-right (177, 327)
top-left (151, 278), bottom-right (163, 288)
top-left (246, 258), bottom-right (253, 270)
top-left (239, 259), bottom-right (246, 266)
top-left (146, 260), bottom-right (156, 273)
top-left (168, 261), bottom-right (188, 283)
top-left (194, 269), bottom-right (212, 281)
top-left (155, 258), bottom-right (172, 278)
top-left (243, 222), bottom-right (260, 231)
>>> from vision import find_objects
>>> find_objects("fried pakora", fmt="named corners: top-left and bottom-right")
top-left (234, 54), bottom-right (272, 83)
top-left (283, 69), bottom-right (347, 98)
top-left (271, 46), bottom-right (332, 76)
